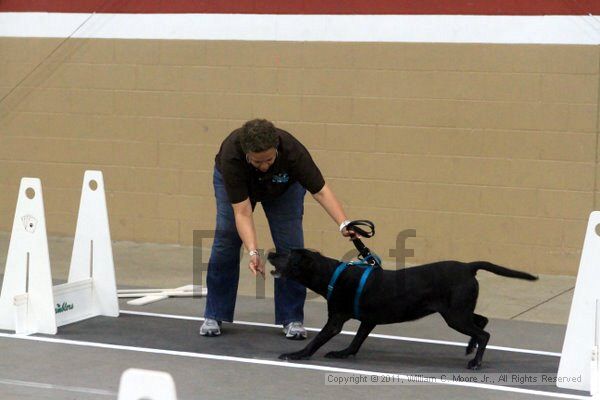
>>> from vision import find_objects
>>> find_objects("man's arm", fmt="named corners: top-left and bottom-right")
top-left (231, 198), bottom-right (263, 277)
top-left (311, 183), bottom-right (352, 235)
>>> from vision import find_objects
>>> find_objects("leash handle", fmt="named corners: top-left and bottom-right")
top-left (345, 220), bottom-right (375, 238)
top-left (346, 220), bottom-right (378, 264)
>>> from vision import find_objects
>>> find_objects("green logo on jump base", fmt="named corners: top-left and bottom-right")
top-left (55, 302), bottom-right (74, 314)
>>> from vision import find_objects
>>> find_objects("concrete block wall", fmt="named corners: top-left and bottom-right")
top-left (0, 38), bottom-right (598, 274)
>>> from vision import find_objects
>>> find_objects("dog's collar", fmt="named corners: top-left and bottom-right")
top-left (327, 254), bottom-right (381, 319)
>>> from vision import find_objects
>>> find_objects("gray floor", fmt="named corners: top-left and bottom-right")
top-left (0, 296), bottom-right (588, 400)
top-left (0, 232), bottom-right (588, 399)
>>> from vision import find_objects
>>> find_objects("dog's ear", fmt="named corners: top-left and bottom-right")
top-left (289, 249), bottom-right (303, 265)
top-left (289, 248), bottom-right (318, 265)
top-left (267, 252), bottom-right (289, 267)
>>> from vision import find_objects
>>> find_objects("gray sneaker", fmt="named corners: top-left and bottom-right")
top-left (283, 321), bottom-right (307, 340)
top-left (199, 318), bottom-right (222, 337)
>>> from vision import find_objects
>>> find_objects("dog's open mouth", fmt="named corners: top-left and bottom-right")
top-left (267, 252), bottom-right (285, 279)
top-left (270, 269), bottom-right (281, 279)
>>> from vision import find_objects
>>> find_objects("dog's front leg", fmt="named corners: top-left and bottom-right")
top-left (325, 321), bottom-right (376, 359)
top-left (279, 315), bottom-right (348, 361)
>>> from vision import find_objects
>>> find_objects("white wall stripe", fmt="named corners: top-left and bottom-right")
top-left (120, 310), bottom-right (562, 357)
top-left (0, 12), bottom-right (599, 44)
top-left (0, 332), bottom-right (587, 399)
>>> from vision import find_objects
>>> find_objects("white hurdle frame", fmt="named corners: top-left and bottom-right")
top-left (558, 211), bottom-right (600, 393)
top-left (0, 170), bottom-right (119, 335)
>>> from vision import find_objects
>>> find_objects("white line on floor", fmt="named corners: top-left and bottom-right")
top-left (0, 332), bottom-right (587, 400)
top-left (0, 377), bottom-right (116, 396)
top-left (120, 310), bottom-right (562, 357)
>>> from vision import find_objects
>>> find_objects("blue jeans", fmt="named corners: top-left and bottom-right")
top-left (204, 168), bottom-right (307, 325)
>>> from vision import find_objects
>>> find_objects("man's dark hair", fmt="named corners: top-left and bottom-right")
top-left (240, 119), bottom-right (278, 153)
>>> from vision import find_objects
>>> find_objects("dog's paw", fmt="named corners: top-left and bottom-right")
top-left (324, 350), bottom-right (353, 359)
top-left (467, 359), bottom-right (482, 370)
top-left (279, 352), bottom-right (310, 361)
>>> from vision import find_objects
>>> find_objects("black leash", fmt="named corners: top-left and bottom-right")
top-left (328, 220), bottom-right (381, 318)
top-left (345, 220), bottom-right (380, 267)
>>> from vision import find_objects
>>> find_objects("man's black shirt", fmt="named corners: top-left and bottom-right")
top-left (215, 128), bottom-right (325, 204)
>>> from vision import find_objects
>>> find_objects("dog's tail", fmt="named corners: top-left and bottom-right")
top-left (469, 262), bottom-right (538, 281)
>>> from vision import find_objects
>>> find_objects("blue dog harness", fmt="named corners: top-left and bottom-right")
top-left (326, 253), bottom-right (382, 319)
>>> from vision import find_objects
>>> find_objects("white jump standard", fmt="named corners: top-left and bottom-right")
top-left (558, 211), bottom-right (600, 395)
top-left (0, 170), bottom-right (119, 335)
top-left (118, 368), bottom-right (177, 400)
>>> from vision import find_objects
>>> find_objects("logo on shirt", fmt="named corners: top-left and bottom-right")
top-left (272, 173), bottom-right (290, 184)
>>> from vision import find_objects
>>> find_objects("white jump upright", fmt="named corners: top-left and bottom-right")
top-left (118, 368), bottom-right (178, 400)
top-left (558, 211), bottom-right (600, 393)
top-left (591, 300), bottom-right (600, 398)
top-left (65, 171), bottom-right (119, 323)
top-left (0, 170), bottom-right (119, 335)
top-left (0, 179), bottom-right (56, 334)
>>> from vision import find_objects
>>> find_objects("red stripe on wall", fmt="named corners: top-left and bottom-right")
top-left (0, 0), bottom-right (598, 15)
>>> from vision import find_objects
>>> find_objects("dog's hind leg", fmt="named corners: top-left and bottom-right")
top-left (441, 312), bottom-right (490, 370)
top-left (325, 321), bottom-right (376, 359)
top-left (279, 315), bottom-right (349, 360)
top-left (465, 314), bottom-right (489, 355)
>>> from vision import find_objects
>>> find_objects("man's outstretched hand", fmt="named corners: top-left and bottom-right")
top-left (249, 253), bottom-right (265, 278)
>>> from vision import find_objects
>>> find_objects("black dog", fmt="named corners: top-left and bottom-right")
top-left (268, 249), bottom-right (537, 369)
